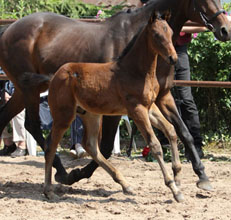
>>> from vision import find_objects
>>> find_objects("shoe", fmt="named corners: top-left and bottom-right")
top-left (75, 143), bottom-right (87, 158)
top-left (70, 149), bottom-right (77, 158)
top-left (0, 143), bottom-right (17, 156)
top-left (11, 148), bottom-right (27, 157)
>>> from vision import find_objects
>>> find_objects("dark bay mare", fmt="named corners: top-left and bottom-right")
top-left (42, 11), bottom-right (183, 201)
top-left (0, 0), bottom-right (230, 191)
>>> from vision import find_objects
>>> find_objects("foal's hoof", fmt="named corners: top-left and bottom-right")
top-left (123, 186), bottom-right (135, 195)
top-left (175, 179), bottom-right (181, 187)
top-left (174, 192), bottom-right (184, 203)
top-left (197, 180), bottom-right (213, 191)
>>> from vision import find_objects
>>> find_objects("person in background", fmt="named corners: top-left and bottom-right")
top-left (70, 116), bottom-right (87, 158)
top-left (2, 80), bottom-right (28, 157)
top-left (0, 67), bottom-right (29, 157)
top-left (0, 70), bottom-right (17, 155)
top-left (173, 23), bottom-right (207, 159)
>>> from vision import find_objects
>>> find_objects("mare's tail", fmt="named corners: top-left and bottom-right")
top-left (18, 72), bottom-right (52, 91)
top-left (0, 24), bottom-right (10, 37)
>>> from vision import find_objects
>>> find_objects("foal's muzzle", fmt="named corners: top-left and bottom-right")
top-left (168, 55), bottom-right (177, 65)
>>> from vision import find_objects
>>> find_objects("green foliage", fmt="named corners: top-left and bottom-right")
top-left (188, 30), bottom-right (231, 143)
top-left (0, 0), bottom-right (125, 19)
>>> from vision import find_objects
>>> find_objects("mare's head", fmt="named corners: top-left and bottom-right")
top-left (188, 0), bottom-right (231, 41)
top-left (148, 11), bottom-right (177, 65)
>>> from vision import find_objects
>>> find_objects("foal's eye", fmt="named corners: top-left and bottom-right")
top-left (153, 31), bottom-right (160, 38)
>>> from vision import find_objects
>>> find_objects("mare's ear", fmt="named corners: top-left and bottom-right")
top-left (161, 10), bottom-right (171, 21)
top-left (149, 11), bottom-right (158, 24)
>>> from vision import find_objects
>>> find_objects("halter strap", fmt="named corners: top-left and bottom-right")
top-left (193, 0), bottom-right (226, 32)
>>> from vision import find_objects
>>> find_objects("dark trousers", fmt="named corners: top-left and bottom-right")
top-left (70, 116), bottom-right (83, 147)
top-left (173, 44), bottom-right (203, 148)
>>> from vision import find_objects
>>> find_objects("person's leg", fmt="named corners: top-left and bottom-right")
top-left (112, 125), bottom-right (120, 155)
top-left (10, 109), bottom-right (27, 157)
top-left (70, 116), bottom-right (86, 158)
top-left (174, 45), bottom-right (203, 159)
top-left (0, 126), bottom-right (16, 156)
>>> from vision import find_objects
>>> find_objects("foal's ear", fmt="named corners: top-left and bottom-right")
top-left (149, 11), bottom-right (158, 24)
top-left (161, 10), bottom-right (171, 21)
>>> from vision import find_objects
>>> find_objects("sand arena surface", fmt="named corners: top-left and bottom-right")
top-left (0, 153), bottom-right (231, 220)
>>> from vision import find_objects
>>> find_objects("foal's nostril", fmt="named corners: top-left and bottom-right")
top-left (221, 26), bottom-right (228, 38)
top-left (169, 56), bottom-right (176, 65)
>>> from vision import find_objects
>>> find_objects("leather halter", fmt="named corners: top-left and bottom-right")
top-left (193, 0), bottom-right (226, 32)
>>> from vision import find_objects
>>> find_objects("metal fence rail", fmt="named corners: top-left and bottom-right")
top-left (1, 74), bottom-right (231, 88)
top-left (173, 80), bottom-right (231, 88)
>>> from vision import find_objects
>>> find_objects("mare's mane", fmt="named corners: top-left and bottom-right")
top-left (115, 27), bottom-right (144, 62)
top-left (106, 0), bottom-right (173, 21)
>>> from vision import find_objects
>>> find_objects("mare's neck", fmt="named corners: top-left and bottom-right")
top-left (169, 0), bottom-right (204, 44)
top-left (106, 0), bottom-right (169, 41)
top-left (117, 27), bottom-right (158, 78)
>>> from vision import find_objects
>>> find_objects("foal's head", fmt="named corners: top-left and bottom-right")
top-left (148, 11), bottom-right (177, 65)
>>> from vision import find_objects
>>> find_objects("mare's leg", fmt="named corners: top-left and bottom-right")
top-left (67, 115), bottom-right (121, 185)
top-left (0, 89), bottom-right (24, 136)
top-left (149, 103), bottom-right (181, 186)
top-left (128, 105), bottom-right (183, 202)
top-left (80, 112), bottom-right (133, 195)
top-left (156, 91), bottom-right (212, 191)
top-left (22, 88), bottom-right (67, 182)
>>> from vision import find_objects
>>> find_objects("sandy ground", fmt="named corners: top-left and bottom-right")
top-left (0, 152), bottom-right (231, 220)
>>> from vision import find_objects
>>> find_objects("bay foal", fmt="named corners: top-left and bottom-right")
top-left (45, 11), bottom-right (183, 202)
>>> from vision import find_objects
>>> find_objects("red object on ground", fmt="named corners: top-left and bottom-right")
top-left (142, 146), bottom-right (150, 157)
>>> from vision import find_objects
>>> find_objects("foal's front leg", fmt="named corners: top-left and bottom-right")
top-left (80, 112), bottom-right (133, 195)
top-left (128, 105), bottom-right (183, 202)
top-left (149, 103), bottom-right (181, 186)
top-left (156, 91), bottom-right (212, 191)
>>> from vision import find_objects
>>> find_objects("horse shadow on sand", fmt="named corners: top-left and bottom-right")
top-left (0, 154), bottom-right (138, 205)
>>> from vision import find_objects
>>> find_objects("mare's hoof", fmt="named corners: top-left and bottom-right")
top-left (197, 180), bottom-right (213, 191)
top-left (55, 172), bottom-right (69, 185)
top-left (123, 186), bottom-right (135, 195)
top-left (174, 192), bottom-right (184, 203)
top-left (67, 169), bottom-right (82, 185)
top-left (55, 168), bottom-right (82, 185)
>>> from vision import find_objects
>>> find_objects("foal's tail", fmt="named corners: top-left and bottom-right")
top-left (18, 72), bottom-right (52, 91)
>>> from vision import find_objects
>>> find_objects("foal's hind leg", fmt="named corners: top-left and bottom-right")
top-left (44, 106), bottom-right (76, 199)
top-left (128, 105), bottom-right (183, 202)
top-left (80, 112), bottom-right (133, 195)
top-left (67, 115), bottom-right (121, 184)
top-left (149, 103), bottom-right (181, 186)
